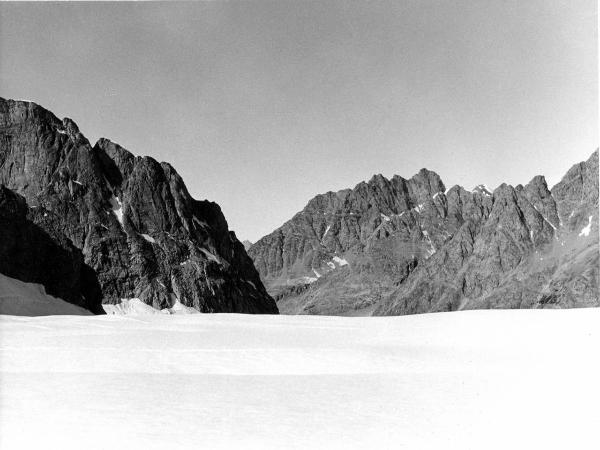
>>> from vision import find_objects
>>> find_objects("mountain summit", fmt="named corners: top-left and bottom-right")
top-left (0, 98), bottom-right (278, 314)
top-left (248, 151), bottom-right (598, 315)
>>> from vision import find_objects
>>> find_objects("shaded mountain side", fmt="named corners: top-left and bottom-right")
top-left (0, 272), bottom-right (95, 316)
top-left (0, 98), bottom-right (277, 314)
top-left (250, 150), bottom-right (598, 315)
top-left (0, 185), bottom-right (103, 314)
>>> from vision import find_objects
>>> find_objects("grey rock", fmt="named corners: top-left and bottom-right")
top-left (0, 98), bottom-right (277, 314)
top-left (250, 148), bottom-right (598, 316)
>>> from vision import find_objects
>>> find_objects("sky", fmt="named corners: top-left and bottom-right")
top-left (0, 1), bottom-right (597, 242)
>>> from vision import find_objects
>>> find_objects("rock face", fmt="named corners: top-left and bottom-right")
top-left (0, 98), bottom-right (277, 314)
top-left (0, 185), bottom-right (103, 313)
top-left (249, 151), bottom-right (599, 315)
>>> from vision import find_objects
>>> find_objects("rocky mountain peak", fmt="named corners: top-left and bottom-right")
top-left (0, 97), bottom-right (278, 314)
top-left (551, 149), bottom-right (599, 233)
top-left (249, 150), bottom-right (598, 316)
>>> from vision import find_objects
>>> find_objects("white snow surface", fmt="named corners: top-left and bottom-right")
top-left (332, 256), bottom-right (348, 266)
top-left (0, 273), bottom-right (92, 316)
top-left (103, 298), bottom-right (161, 315)
top-left (103, 296), bottom-right (199, 315)
top-left (579, 215), bottom-right (593, 237)
top-left (166, 294), bottom-right (199, 315)
top-left (109, 195), bottom-right (124, 226)
top-left (1, 310), bottom-right (599, 450)
top-left (422, 230), bottom-right (436, 257)
top-left (301, 276), bottom-right (318, 284)
top-left (140, 233), bottom-right (156, 243)
top-left (167, 300), bottom-right (199, 314)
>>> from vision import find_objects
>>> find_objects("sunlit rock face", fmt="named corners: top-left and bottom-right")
top-left (0, 98), bottom-right (277, 314)
top-left (249, 150), bottom-right (598, 316)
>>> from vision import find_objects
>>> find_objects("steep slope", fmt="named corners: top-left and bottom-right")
top-left (250, 151), bottom-right (598, 315)
top-left (249, 168), bottom-right (491, 314)
top-left (0, 98), bottom-right (277, 314)
top-left (0, 185), bottom-right (103, 314)
top-left (0, 273), bottom-right (93, 316)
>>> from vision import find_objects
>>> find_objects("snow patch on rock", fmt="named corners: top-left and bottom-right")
top-left (422, 230), bottom-right (436, 257)
top-left (140, 234), bottom-right (155, 243)
top-left (472, 184), bottom-right (492, 196)
top-left (531, 205), bottom-right (558, 234)
top-left (302, 276), bottom-right (318, 284)
top-left (332, 256), bottom-right (348, 267)
top-left (109, 195), bottom-right (124, 227)
top-left (579, 215), bottom-right (593, 237)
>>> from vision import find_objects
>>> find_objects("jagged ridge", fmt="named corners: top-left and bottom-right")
top-left (249, 150), bottom-right (598, 315)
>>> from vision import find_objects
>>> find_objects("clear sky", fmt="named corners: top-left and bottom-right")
top-left (1, 1), bottom-right (597, 242)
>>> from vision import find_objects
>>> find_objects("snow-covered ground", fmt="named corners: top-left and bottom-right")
top-left (1, 309), bottom-right (599, 449)
top-left (0, 273), bottom-right (92, 316)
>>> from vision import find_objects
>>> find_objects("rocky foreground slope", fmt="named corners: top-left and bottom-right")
top-left (249, 151), bottom-right (599, 315)
top-left (0, 98), bottom-right (277, 314)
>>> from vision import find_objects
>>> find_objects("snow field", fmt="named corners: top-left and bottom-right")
top-left (1, 309), bottom-right (599, 449)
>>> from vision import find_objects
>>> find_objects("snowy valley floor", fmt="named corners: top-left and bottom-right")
top-left (1, 309), bottom-right (599, 449)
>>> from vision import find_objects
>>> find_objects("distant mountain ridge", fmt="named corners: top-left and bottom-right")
top-left (248, 151), bottom-right (599, 315)
top-left (0, 98), bottom-right (278, 314)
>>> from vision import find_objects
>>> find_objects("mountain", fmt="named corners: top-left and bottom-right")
top-left (0, 98), bottom-right (278, 314)
top-left (242, 240), bottom-right (253, 251)
top-left (248, 151), bottom-right (598, 315)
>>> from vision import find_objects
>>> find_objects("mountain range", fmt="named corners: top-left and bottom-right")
top-left (0, 97), bottom-right (597, 317)
top-left (248, 150), bottom-right (599, 315)
top-left (0, 98), bottom-right (277, 314)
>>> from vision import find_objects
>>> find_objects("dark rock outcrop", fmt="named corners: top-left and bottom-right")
top-left (0, 98), bottom-right (277, 314)
top-left (249, 150), bottom-right (599, 315)
top-left (0, 185), bottom-right (104, 313)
